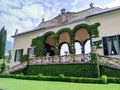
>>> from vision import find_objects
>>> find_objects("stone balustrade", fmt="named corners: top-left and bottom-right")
top-left (99, 55), bottom-right (120, 69)
top-left (29, 54), bottom-right (91, 65)
top-left (3, 61), bottom-right (27, 74)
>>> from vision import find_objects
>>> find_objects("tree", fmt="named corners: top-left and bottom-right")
top-left (0, 26), bottom-right (7, 59)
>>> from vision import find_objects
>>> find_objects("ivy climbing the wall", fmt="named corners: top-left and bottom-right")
top-left (31, 36), bottom-right (45, 56)
top-left (31, 23), bottom-right (100, 57)
top-left (56, 28), bottom-right (74, 54)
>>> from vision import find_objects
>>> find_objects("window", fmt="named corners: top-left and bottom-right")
top-left (14, 49), bottom-right (23, 61)
top-left (102, 35), bottom-right (120, 56)
top-left (27, 47), bottom-right (35, 55)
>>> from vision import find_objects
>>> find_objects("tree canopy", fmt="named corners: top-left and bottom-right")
top-left (0, 26), bottom-right (7, 59)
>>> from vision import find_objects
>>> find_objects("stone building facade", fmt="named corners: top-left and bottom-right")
top-left (11, 4), bottom-right (120, 67)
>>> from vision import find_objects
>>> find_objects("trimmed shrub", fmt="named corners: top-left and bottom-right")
top-left (38, 74), bottom-right (43, 77)
top-left (0, 74), bottom-right (16, 78)
top-left (58, 74), bottom-right (64, 78)
top-left (70, 77), bottom-right (101, 84)
top-left (26, 64), bottom-right (98, 77)
top-left (1, 74), bottom-right (120, 84)
top-left (101, 75), bottom-right (108, 84)
top-left (100, 66), bottom-right (120, 77)
top-left (108, 78), bottom-right (120, 84)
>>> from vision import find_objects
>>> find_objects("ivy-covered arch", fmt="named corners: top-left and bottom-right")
top-left (56, 28), bottom-right (74, 54)
top-left (43, 31), bottom-right (56, 56)
top-left (72, 23), bottom-right (90, 35)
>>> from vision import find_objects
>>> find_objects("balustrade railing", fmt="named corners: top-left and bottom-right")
top-left (29, 54), bottom-right (91, 65)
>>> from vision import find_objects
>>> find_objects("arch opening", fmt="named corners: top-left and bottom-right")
top-left (60, 43), bottom-right (70, 56)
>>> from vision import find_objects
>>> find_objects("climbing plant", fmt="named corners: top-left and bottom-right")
top-left (88, 23), bottom-right (100, 38)
top-left (72, 24), bottom-right (89, 35)
top-left (31, 36), bottom-right (45, 56)
top-left (31, 23), bottom-right (100, 57)
top-left (31, 31), bottom-right (55, 56)
top-left (93, 40), bottom-right (102, 49)
top-left (56, 28), bottom-right (74, 54)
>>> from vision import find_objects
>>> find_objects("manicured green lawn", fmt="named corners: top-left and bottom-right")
top-left (0, 78), bottom-right (120, 90)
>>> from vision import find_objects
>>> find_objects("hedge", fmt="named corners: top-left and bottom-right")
top-left (10, 63), bottom-right (120, 78)
top-left (26, 64), bottom-right (98, 78)
top-left (0, 74), bottom-right (120, 84)
top-left (100, 66), bottom-right (120, 77)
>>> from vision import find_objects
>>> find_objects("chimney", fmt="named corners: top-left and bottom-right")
top-left (61, 8), bottom-right (66, 14)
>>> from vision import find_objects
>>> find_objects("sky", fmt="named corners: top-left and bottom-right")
top-left (0, 0), bottom-right (120, 42)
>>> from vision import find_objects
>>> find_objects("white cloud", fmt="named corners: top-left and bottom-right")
top-left (71, 0), bottom-right (82, 6)
top-left (0, 0), bottom-right (120, 43)
top-left (22, 4), bottom-right (44, 19)
top-left (105, 0), bottom-right (120, 8)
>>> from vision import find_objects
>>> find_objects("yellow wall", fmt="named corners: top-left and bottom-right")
top-left (88, 10), bottom-right (120, 55)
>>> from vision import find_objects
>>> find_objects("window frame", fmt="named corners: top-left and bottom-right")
top-left (102, 34), bottom-right (120, 56)
top-left (14, 49), bottom-right (23, 62)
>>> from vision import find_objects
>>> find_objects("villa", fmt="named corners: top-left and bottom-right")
top-left (10, 3), bottom-right (120, 68)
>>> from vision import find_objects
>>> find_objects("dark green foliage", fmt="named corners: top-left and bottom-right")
top-left (11, 68), bottom-right (26, 74)
top-left (100, 66), bottom-right (120, 77)
top-left (1, 63), bottom-right (5, 72)
top-left (11, 64), bottom-right (120, 78)
top-left (31, 36), bottom-right (45, 56)
top-left (21, 54), bottom-right (27, 62)
top-left (108, 77), bottom-right (120, 84)
top-left (93, 40), bottom-right (102, 49)
top-left (0, 74), bottom-right (16, 78)
top-left (26, 64), bottom-right (98, 77)
top-left (31, 32), bottom-right (55, 56)
top-left (0, 26), bottom-right (7, 59)
top-left (91, 53), bottom-right (97, 60)
top-left (89, 23), bottom-right (100, 38)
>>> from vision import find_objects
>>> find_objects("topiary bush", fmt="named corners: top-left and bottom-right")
top-left (58, 74), bottom-right (65, 78)
top-left (101, 75), bottom-right (108, 84)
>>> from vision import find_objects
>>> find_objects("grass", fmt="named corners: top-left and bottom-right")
top-left (0, 78), bottom-right (120, 90)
